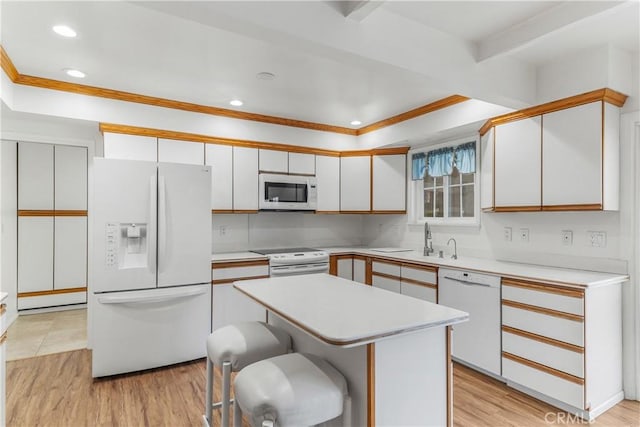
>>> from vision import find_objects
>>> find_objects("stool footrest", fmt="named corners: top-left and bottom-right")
top-left (211, 399), bottom-right (234, 410)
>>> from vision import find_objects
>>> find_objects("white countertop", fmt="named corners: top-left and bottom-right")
top-left (211, 252), bottom-right (268, 263)
top-left (0, 292), bottom-right (7, 303)
top-left (234, 274), bottom-right (468, 347)
top-left (321, 247), bottom-right (628, 288)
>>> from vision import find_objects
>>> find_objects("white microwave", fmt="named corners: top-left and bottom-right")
top-left (258, 173), bottom-right (317, 211)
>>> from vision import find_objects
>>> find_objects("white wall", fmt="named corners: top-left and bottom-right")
top-left (0, 141), bottom-right (18, 325)
top-left (212, 213), bottom-right (364, 253)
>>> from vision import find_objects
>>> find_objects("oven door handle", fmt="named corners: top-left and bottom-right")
top-left (270, 263), bottom-right (329, 277)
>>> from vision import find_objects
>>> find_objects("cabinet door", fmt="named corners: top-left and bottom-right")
top-left (340, 156), bottom-right (370, 212)
top-left (54, 217), bottom-right (87, 290)
top-left (54, 145), bottom-right (87, 210)
top-left (212, 284), bottom-right (266, 331)
top-left (103, 133), bottom-right (157, 161)
top-left (259, 149), bottom-right (288, 173)
top-left (315, 155), bottom-right (340, 212)
top-left (337, 258), bottom-right (353, 280)
top-left (372, 154), bottom-right (406, 211)
top-left (542, 102), bottom-right (602, 207)
top-left (205, 144), bottom-right (233, 210)
top-left (18, 217), bottom-right (54, 293)
top-left (353, 258), bottom-right (366, 284)
top-left (18, 142), bottom-right (54, 210)
top-left (480, 127), bottom-right (494, 210)
top-left (233, 147), bottom-right (259, 211)
top-left (288, 152), bottom-right (315, 175)
top-left (401, 282), bottom-right (437, 303)
top-left (158, 139), bottom-right (204, 165)
top-left (372, 274), bottom-right (401, 293)
top-left (494, 117), bottom-right (541, 209)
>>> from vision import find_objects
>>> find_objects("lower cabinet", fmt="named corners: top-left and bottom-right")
top-left (211, 260), bottom-right (269, 330)
top-left (501, 278), bottom-right (622, 419)
top-left (400, 264), bottom-right (437, 303)
top-left (1, 298), bottom-right (7, 426)
top-left (371, 260), bottom-right (401, 293)
top-left (353, 256), bottom-right (368, 284)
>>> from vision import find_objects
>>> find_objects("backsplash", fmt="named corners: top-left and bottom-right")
top-left (212, 213), bottom-right (364, 253)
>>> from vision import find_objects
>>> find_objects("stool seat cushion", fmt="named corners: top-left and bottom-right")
top-left (207, 322), bottom-right (291, 371)
top-left (234, 353), bottom-right (348, 427)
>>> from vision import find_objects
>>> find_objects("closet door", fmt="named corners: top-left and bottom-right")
top-left (18, 217), bottom-right (54, 293)
top-left (54, 217), bottom-right (87, 290)
top-left (18, 142), bottom-right (54, 210)
top-left (54, 145), bottom-right (87, 210)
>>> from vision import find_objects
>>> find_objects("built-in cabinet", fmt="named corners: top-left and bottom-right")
top-left (340, 155), bottom-right (371, 212)
top-left (211, 260), bottom-right (269, 331)
top-left (1, 296), bottom-right (7, 425)
top-left (17, 142), bottom-right (88, 309)
top-left (372, 154), bottom-right (406, 212)
top-left (233, 147), bottom-right (259, 211)
top-left (205, 144), bottom-right (233, 211)
top-left (481, 93), bottom-right (624, 212)
top-left (158, 138), bottom-right (204, 165)
top-left (315, 155), bottom-right (340, 212)
top-left (258, 149), bottom-right (315, 175)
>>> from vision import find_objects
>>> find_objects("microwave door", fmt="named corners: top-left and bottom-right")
top-left (265, 182), bottom-right (307, 203)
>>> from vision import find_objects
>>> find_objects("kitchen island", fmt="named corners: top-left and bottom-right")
top-left (234, 274), bottom-right (468, 427)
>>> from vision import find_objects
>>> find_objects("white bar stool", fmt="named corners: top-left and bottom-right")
top-left (204, 321), bottom-right (292, 427)
top-left (232, 352), bottom-right (351, 427)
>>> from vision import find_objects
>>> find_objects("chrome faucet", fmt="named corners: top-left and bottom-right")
top-left (447, 238), bottom-right (458, 260)
top-left (423, 222), bottom-right (434, 256)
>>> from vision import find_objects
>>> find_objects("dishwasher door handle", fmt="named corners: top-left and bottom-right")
top-left (443, 276), bottom-right (493, 287)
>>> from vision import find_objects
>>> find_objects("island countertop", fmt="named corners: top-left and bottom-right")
top-left (234, 273), bottom-right (468, 348)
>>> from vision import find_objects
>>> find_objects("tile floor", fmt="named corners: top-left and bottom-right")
top-left (6, 308), bottom-right (87, 361)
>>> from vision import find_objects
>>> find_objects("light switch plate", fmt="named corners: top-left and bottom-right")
top-left (561, 230), bottom-right (573, 246)
top-left (504, 227), bottom-right (512, 241)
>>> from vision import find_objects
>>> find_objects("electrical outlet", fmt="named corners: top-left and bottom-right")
top-left (503, 227), bottom-right (512, 241)
top-left (588, 231), bottom-right (606, 247)
top-left (219, 225), bottom-right (227, 236)
top-left (561, 230), bottom-right (573, 246)
top-left (520, 228), bottom-right (529, 242)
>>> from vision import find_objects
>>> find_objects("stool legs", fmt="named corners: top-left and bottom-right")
top-left (233, 398), bottom-right (242, 427)
top-left (221, 361), bottom-right (232, 427)
top-left (342, 395), bottom-right (352, 427)
top-left (205, 357), bottom-right (214, 425)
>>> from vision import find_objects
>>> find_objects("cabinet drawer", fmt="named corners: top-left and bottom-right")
top-left (503, 356), bottom-right (584, 409)
top-left (212, 265), bottom-right (269, 283)
top-left (502, 279), bottom-right (583, 315)
top-left (372, 275), bottom-right (400, 293)
top-left (401, 265), bottom-right (436, 285)
top-left (372, 261), bottom-right (400, 277)
top-left (401, 282), bottom-right (437, 303)
top-left (503, 328), bottom-right (583, 378)
top-left (502, 304), bottom-right (583, 347)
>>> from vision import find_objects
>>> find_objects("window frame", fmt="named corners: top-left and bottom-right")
top-left (408, 135), bottom-right (481, 227)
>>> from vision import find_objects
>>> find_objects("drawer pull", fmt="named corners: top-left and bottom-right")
top-left (502, 299), bottom-right (584, 322)
top-left (503, 352), bottom-right (584, 385)
top-left (444, 276), bottom-right (491, 287)
top-left (502, 325), bottom-right (584, 353)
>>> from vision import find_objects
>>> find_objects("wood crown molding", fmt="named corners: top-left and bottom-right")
top-left (1, 45), bottom-right (467, 137)
top-left (479, 88), bottom-right (628, 136)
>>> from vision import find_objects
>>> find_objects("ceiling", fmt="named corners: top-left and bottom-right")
top-left (1, 1), bottom-right (638, 129)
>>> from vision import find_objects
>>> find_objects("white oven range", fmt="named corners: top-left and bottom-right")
top-left (251, 247), bottom-right (329, 277)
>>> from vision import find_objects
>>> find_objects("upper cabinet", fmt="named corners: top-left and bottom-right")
top-left (315, 155), bottom-right (340, 212)
top-left (259, 149), bottom-right (315, 175)
top-left (340, 155), bottom-right (371, 212)
top-left (233, 147), bottom-right (259, 211)
top-left (103, 133), bottom-right (157, 161)
top-left (18, 142), bottom-right (54, 210)
top-left (205, 144), bottom-right (233, 211)
top-left (481, 89), bottom-right (626, 212)
top-left (54, 145), bottom-right (88, 210)
top-left (494, 117), bottom-right (541, 211)
top-left (288, 152), bottom-right (315, 175)
top-left (158, 138), bottom-right (204, 165)
top-left (372, 154), bottom-right (406, 212)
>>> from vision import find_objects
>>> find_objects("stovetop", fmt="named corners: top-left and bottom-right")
top-left (252, 247), bottom-right (320, 255)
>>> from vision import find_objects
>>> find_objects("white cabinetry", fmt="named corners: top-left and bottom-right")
top-left (353, 256), bottom-right (367, 284)
top-left (259, 149), bottom-right (288, 173)
top-left (315, 155), bottom-right (340, 212)
top-left (1, 295), bottom-right (7, 426)
top-left (331, 255), bottom-right (354, 280)
top-left (18, 217), bottom-right (54, 293)
top-left (288, 152), bottom-right (315, 175)
top-left (372, 154), bottom-right (406, 212)
top-left (501, 278), bottom-right (622, 419)
top-left (400, 264), bottom-right (437, 303)
top-left (18, 142), bottom-right (54, 209)
top-left (54, 145), bottom-right (87, 210)
top-left (103, 133), bottom-right (157, 161)
top-left (371, 260), bottom-right (401, 293)
top-left (205, 144), bottom-right (233, 211)
top-left (211, 261), bottom-right (269, 330)
top-left (54, 217), bottom-right (87, 290)
top-left (494, 117), bottom-right (541, 209)
top-left (340, 156), bottom-right (371, 212)
top-left (233, 147), bottom-right (259, 211)
top-left (158, 138), bottom-right (204, 165)
top-left (480, 127), bottom-right (494, 211)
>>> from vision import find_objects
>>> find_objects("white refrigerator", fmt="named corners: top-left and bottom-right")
top-left (91, 158), bottom-right (212, 377)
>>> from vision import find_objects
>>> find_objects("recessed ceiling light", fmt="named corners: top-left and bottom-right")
top-left (256, 72), bottom-right (276, 81)
top-left (230, 99), bottom-right (243, 106)
top-left (350, 120), bottom-right (362, 126)
top-left (53, 25), bottom-right (77, 38)
top-left (64, 68), bottom-right (85, 78)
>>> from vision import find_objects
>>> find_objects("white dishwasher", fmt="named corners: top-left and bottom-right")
top-left (438, 268), bottom-right (501, 376)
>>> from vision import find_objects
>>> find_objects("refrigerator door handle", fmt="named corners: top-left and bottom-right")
top-left (97, 287), bottom-right (207, 305)
top-left (158, 174), bottom-right (167, 273)
top-left (148, 175), bottom-right (157, 275)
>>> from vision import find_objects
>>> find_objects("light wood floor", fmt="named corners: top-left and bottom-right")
top-left (6, 350), bottom-right (639, 426)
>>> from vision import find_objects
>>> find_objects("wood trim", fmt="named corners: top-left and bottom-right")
top-left (357, 95), bottom-right (470, 135)
top-left (493, 206), bottom-right (541, 212)
top-left (502, 351), bottom-right (585, 385)
top-left (541, 204), bottom-right (602, 211)
top-left (0, 303), bottom-right (6, 316)
top-left (502, 299), bottom-right (584, 322)
top-left (400, 261), bottom-right (438, 273)
top-left (371, 258), bottom-right (403, 267)
top-left (400, 277), bottom-right (437, 289)
top-left (314, 210), bottom-right (341, 214)
top-left (329, 256), bottom-right (338, 276)
top-left (0, 46), bottom-right (19, 82)
top-left (446, 326), bottom-right (452, 427)
top-left (211, 260), bottom-right (269, 269)
top-left (502, 325), bottom-right (584, 354)
top-left (340, 147), bottom-right (410, 157)
top-left (369, 155), bottom-right (374, 212)
top-left (364, 257), bottom-right (373, 285)
top-left (371, 271), bottom-right (401, 281)
top-left (339, 210), bottom-right (371, 214)
top-left (479, 88), bottom-right (628, 136)
top-left (211, 275), bottom-right (270, 285)
top-left (231, 210), bottom-right (259, 214)
top-left (18, 287), bottom-right (87, 298)
top-left (601, 101), bottom-right (605, 209)
top-left (367, 343), bottom-right (375, 427)
top-left (502, 277), bottom-right (584, 298)
top-left (0, 332), bottom-right (7, 345)
top-left (211, 209), bottom-right (235, 214)
top-left (17, 210), bottom-right (88, 217)
top-left (370, 210), bottom-right (407, 214)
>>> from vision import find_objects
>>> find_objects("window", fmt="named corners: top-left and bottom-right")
top-left (410, 137), bottom-right (479, 225)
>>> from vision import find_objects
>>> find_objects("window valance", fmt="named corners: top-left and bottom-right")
top-left (411, 141), bottom-right (476, 179)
